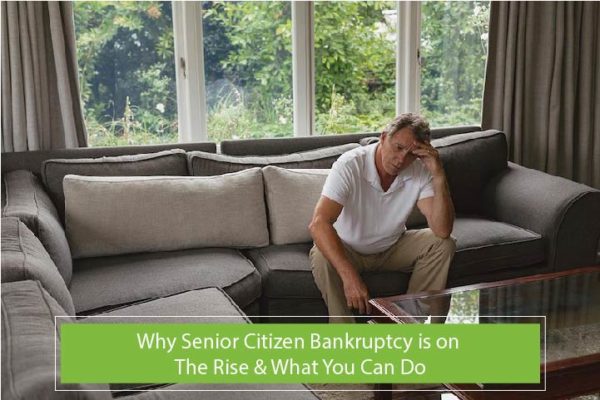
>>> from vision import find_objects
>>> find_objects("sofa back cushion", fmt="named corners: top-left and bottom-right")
top-left (434, 130), bottom-right (507, 215)
top-left (1, 217), bottom-right (75, 315)
top-left (188, 143), bottom-right (359, 176)
top-left (42, 149), bottom-right (189, 219)
top-left (262, 167), bottom-right (428, 245)
top-left (64, 168), bottom-right (269, 259)
top-left (1, 280), bottom-right (110, 399)
top-left (262, 167), bottom-right (329, 245)
top-left (357, 130), bottom-right (507, 215)
top-left (2, 170), bottom-right (73, 284)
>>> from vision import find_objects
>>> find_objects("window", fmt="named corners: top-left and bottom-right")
top-left (202, 1), bottom-right (293, 141)
top-left (314, 1), bottom-right (396, 134)
top-left (74, 1), bottom-right (490, 145)
top-left (419, 1), bottom-right (490, 127)
top-left (74, 2), bottom-right (177, 147)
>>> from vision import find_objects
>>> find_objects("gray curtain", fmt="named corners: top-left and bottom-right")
top-left (482, 2), bottom-right (600, 189)
top-left (1, 1), bottom-right (87, 152)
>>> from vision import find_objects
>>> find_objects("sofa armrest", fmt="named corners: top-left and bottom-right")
top-left (483, 162), bottom-right (600, 271)
top-left (2, 170), bottom-right (73, 284)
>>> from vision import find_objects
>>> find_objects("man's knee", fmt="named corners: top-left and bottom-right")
top-left (422, 229), bottom-right (456, 255)
top-left (438, 235), bottom-right (457, 255)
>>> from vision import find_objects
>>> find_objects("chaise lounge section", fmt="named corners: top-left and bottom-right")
top-left (1, 219), bottom-right (319, 399)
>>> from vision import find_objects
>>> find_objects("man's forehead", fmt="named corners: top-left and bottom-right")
top-left (389, 128), bottom-right (417, 145)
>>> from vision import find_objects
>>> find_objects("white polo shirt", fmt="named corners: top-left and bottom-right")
top-left (322, 143), bottom-right (434, 255)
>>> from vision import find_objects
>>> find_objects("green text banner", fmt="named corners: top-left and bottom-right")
top-left (60, 323), bottom-right (540, 384)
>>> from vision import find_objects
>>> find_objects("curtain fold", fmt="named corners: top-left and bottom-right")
top-left (482, 2), bottom-right (600, 188)
top-left (1, 1), bottom-right (87, 152)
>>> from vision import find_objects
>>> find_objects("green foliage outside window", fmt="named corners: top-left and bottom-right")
top-left (202, 1), bottom-right (293, 141)
top-left (314, 1), bottom-right (397, 134)
top-left (420, 1), bottom-right (490, 127)
top-left (74, 1), bottom-right (177, 146)
top-left (74, 1), bottom-right (489, 146)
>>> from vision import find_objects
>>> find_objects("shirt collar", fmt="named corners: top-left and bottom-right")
top-left (365, 143), bottom-right (413, 194)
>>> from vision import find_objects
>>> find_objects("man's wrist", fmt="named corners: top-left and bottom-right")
top-left (338, 264), bottom-right (360, 282)
top-left (432, 172), bottom-right (448, 185)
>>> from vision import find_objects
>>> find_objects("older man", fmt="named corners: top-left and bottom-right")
top-left (309, 113), bottom-right (456, 323)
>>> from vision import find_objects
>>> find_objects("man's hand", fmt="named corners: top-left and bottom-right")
top-left (410, 141), bottom-right (445, 178)
top-left (341, 272), bottom-right (371, 315)
top-left (414, 140), bottom-right (455, 239)
top-left (310, 196), bottom-right (373, 318)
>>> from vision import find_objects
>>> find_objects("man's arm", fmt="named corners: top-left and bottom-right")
top-left (413, 142), bottom-right (455, 238)
top-left (309, 196), bottom-right (371, 315)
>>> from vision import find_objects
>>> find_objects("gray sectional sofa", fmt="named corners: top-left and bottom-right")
top-left (2, 126), bottom-right (600, 398)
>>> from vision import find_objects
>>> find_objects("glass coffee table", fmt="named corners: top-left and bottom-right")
top-left (369, 266), bottom-right (600, 400)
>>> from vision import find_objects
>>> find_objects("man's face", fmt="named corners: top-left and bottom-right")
top-left (379, 127), bottom-right (420, 176)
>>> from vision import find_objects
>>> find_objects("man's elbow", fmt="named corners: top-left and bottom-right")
top-left (431, 225), bottom-right (453, 239)
top-left (308, 215), bottom-right (328, 239)
top-left (308, 217), bottom-right (320, 239)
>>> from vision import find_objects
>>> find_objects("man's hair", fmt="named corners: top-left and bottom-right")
top-left (382, 113), bottom-right (431, 142)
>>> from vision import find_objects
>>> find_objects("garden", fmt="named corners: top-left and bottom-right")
top-left (74, 1), bottom-right (489, 146)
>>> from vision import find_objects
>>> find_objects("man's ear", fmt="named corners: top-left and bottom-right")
top-left (380, 132), bottom-right (387, 144)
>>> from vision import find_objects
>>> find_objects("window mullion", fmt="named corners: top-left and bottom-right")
top-left (396, 1), bottom-right (421, 114)
top-left (173, 1), bottom-right (207, 142)
top-left (292, 1), bottom-right (314, 137)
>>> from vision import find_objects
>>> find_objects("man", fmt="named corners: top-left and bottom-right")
top-left (309, 113), bottom-right (456, 323)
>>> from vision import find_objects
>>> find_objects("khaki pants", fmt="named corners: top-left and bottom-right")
top-left (310, 228), bottom-right (456, 323)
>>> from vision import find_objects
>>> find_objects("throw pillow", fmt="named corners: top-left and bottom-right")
top-left (64, 169), bottom-right (269, 259)
top-left (262, 167), bottom-right (330, 245)
top-left (262, 166), bottom-right (428, 245)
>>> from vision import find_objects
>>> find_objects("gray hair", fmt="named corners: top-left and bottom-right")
top-left (382, 113), bottom-right (431, 142)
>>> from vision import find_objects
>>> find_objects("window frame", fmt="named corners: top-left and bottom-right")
top-left (172, 1), bottom-right (207, 142)
top-left (291, 1), bottom-right (315, 137)
top-left (171, 1), bottom-right (485, 141)
top-left (396, 1), bottom-right (421, 115)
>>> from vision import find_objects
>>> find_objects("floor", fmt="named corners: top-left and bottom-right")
top-left (310, 384), bottom-right (454, 400)
top-left (311, 385), bottom-right (600, 400)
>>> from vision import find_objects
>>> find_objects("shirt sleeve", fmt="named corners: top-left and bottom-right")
top-left (418, 166), bottom-right (435, 200)
top-left (321, 159), bottom-right (352, 206)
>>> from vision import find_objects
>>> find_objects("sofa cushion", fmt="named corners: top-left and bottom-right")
top-left (1, 280), bottom-right (110, 399)
top-left (86, 287), bottom-right (250, 393)
top-left (247, 217), bottom-right (543, 302)
top-left (91, 288), bottom-right (250, 324)
top-left (42, 149), bottom-right (189, 219)
top-left (64, 169), bottom-right (269, 259)
top-left (434, 130), bottom-right (507, 215)
top-left (70, 248), bottom-right (261, 314)
top-left (188, 143), bottom-right (359, 176)
top-left (1, 217), bottom-right (75, 315)
top-left (246, 244), bottom-right (410, 300)
top-left (262, 167), bottom-right (329, 245)
top-left (356, 130), bottom-right (507, 216)
top-left (2, 170), bottom-right (73, 284)
top-left (449, 217), bottom-right (544, 279)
